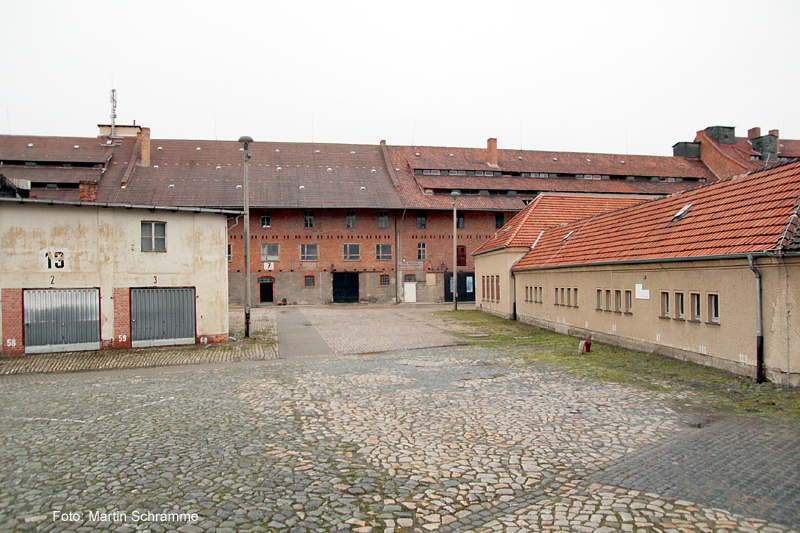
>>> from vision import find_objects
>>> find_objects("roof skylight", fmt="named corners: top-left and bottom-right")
top-left (673, 204), bottom-right (692, 221)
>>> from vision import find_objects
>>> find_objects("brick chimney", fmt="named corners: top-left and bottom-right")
top-left (748, 127), bottom-right (761, 140)
top-left (79, 181), bottom-right (98, 202)
top-left (769, 129), bottom-right (780, 140)
top-left (487, 138), bottom-right (498, 167)
top-left (139, 127), bottom-right (151, 166)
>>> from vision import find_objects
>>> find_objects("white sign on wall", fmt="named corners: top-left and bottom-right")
top-left (264, 262), bottom-right (274, 271)
top-left (635, 283), bottom-right (650, 300)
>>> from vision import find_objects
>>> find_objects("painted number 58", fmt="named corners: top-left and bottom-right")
top-left (5, 339), bottom-right (17, 347)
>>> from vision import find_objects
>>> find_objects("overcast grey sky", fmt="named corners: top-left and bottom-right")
top-left (1, 0), bottom-right (797, 156)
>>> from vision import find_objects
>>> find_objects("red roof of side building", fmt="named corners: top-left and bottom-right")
top-left (386, 143), bottom-right (712, 211)
top-left (473, 194), bottom-right (649, 255)
top-left (512, 160), bottom-right (800, 271)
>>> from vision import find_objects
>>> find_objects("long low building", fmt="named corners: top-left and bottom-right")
top-left (0, 197), bottom-right (233, 356)
top-left (497, 160), bottom-right (800, 386)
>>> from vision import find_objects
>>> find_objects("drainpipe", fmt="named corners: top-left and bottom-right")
top-left (748, 254), bottom-right (765, 383)
top-left (510, 270), bottom-right (517, 321)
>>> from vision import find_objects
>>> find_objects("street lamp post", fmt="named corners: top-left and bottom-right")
top-left (451, 191), bottom-right (460, 311)
top-left (239, 136), bottom-right (254, 337)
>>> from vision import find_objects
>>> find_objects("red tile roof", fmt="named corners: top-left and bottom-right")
top-left (474, 194), bottom-right (649, 255)
top-left (512, 161), bottom-right (800, 271)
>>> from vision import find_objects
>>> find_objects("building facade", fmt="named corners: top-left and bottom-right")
top-left (502, 161), bottom-right (800, 386)
top-left (0, 199), bottom-right (232, 355)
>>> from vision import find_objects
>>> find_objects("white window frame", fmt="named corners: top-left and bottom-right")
top-left (300, 244), bottom-right (318, 262)
top-left (141, 221), bottom-right (166, 253)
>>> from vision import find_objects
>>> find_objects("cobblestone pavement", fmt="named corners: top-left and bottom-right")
top-left (0, 343), bottom-right (798, 532)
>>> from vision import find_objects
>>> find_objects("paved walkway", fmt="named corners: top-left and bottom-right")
top-left (275, 307), bottom-right (334, 358)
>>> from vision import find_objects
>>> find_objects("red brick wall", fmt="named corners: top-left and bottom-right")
top-left (113, 288), bottom-right (132, 348)
top-left (228, 207), bottom-right (508, 277)
top-left (695, 130), bottom-right (750, 179)
top-left (197, 333), bottom-right (228, 345)
top-left (1, 288), bottom-right (24, 356)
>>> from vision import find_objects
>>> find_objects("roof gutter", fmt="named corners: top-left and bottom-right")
top-left (748, 254), bottom-right (766, 383)
top-left (511, 251), bottom-right (792, 272)
top-left (0, 196), bottom-right (244, 216)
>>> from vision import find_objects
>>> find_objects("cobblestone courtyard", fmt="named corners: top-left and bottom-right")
top-left (0, 306), bottom-right (798, 532)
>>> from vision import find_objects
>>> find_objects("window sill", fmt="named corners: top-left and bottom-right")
top-left (674, 317), bottom-right (685, 322)
top-left (706, 321), bottom-right (721, 326)
top-left (659, 315), bottom-right (671, 320)
top-left (688, 319), bottom-right (701, 323)
top-left (624, 311), bottom-right (633, 315)
top-left (613, 310), bottom-right (622, 314)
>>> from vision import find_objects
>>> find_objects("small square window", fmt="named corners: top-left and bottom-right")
top-left (301, 244), bottom-right (318, 261)
top-left (404, 274), bottom-right (416, 282)
top-left (380, 274), bottom-right (390, 286)
top-left (304, 275), bottom-right (315, 287)
top-left (376, 244), bottom-right (392, 261)
top-left (343, 243), bottom-right (360, 261)
top-left (141, 221), bottom-right (166, 252)
top-left (261, 243), bottom-right (279, 261)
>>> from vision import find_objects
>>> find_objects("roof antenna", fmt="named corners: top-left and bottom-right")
top-left (110, 88), bottom-right (118, 138)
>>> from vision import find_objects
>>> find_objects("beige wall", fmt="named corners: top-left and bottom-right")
top-left (513, 257), bottom-right (800, 386)
top-left (0, 202), bottom-right (229, 345)
top-left (474, 248), bottom-right (528, 318)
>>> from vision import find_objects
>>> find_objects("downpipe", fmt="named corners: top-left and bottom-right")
top-left (748, 254), bottom-right (765, 383)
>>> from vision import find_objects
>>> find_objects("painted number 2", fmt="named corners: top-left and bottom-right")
top-left (44, 251), bottom-right (65, 269)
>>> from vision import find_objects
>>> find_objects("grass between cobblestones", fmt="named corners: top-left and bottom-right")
top-left (438, 310), bottom-right (800, 420)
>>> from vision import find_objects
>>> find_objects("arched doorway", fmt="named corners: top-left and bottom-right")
top-left (258, 276), bottom-right (275, 303)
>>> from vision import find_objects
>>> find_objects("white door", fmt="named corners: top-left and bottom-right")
top-left (404, 282), bottom-right (417, 303)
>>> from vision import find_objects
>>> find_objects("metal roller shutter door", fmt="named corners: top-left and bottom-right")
top-left (23, 289), bottom-right (101, 354)
top-left (131, 288), bottom-right (196, 348)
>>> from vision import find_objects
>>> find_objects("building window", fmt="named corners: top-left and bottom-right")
top-left (625, 290), bottom-right (633, 313)
top-left (495, 212), bottom-right (505, 229)
top-left (380, 274), bottom-right (390, 286)
top-left (615, 290), bottom-right (622, 312)
top-left (416, 211), bottom-right (427, 229)
top-left (227, 243), bottom-right (232, 263)
top-left (496, 277), bottom-right (500, 302)
top-left (300, 244), bottom-right (318, 261)
top-left (491, 276), bottom-right (496, 301)
top-left (708, 294), bottom-right (720, 323)
top-left (457, 245), bottom-right (466, 267)
top-left (691, 292), bottom-right (701, 321)
top-left (376, 244), bottom-right (393, 261)
top-left (456, 211), bottom-right (464, 229)
top-left (261, 243), bottom-right (279, 262)
top-left (555, 287), bottom-right (560, 305)
top-left (378, 211), bottom-right (389, 228)
top-left (605, 289), bottom-right (612, 311)
top-left (141, 221), bottom-right (166, 252)
top-left (346, 210), bottom-right (356, 228)
top-left (482, 276), bottom-right (486, 301)
top-left (261, 210), bottom-right (271, 228)
top-left (404, 274), bottom-right (416, 282)
top-left (660, 291), bottom-right (670, 318)
top-left (573, 288), bottom-right (578, 307)
top-left (304, 210), bottom-right (314, 228)
top-left (675, 292), bottom-right (685, 319)
top-left (596, 289), bottom-right (603, 310)
top-left (566, 288), bottom-right (572, 307)
top-left (305, 275), bottom-right (315, 287)
top-left (561, 287), bottom-right (566, 306)
top-left (417, 242), bottom-right (427, 260)
top-left (343, 243), bottom-right (360, 261)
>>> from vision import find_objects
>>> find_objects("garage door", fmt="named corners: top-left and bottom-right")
top-left (23, 289), bottom-right (101, 354)
top-left (131, 288), bottom-right (196, 348)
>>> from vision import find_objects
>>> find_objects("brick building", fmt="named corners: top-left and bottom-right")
top-left (3, 125), bottom-right (743, 306)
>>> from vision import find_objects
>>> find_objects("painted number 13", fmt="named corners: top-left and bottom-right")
top-left (44, 251), bottom-right (65, 269)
